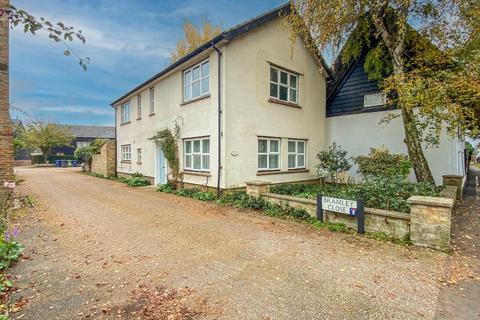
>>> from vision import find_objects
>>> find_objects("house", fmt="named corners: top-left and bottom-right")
top-left (51, 124), bottom-right (115, 157)
top-left (325, 32), bottom-right (466, 186)
top-left (111, 3), bottom-right (464, 190)
top-left (111, 4), bottom-right (329, 190)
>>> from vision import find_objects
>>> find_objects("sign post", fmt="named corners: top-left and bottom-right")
top-left (316, 194), bottom-right (365, 234)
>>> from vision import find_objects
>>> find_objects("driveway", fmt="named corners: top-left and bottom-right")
top-left (11, 167), bottom-right (447, 320)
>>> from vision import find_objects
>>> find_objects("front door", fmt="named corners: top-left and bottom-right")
top-left (156, 145), bottom-right (167, 185)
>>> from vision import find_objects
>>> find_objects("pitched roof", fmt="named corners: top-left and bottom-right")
top-left (57, 124), bottom-right (115, 139)
top-left (111, 3), bottom-right (331, 106)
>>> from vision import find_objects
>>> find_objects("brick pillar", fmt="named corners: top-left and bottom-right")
top-left (0, 0), bottom-right (13, 182)
top-left (245, 181), bottom-right (270, 197)
top-left (105, 140), bottom-right (115, 176)
top-left (408, 196), bottom-right (454, 251)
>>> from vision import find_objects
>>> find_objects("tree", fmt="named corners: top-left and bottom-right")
top-left (20, 122), bottom-right (74, 163)
top-left (284, 0), bottom-right (480, 184)
top-left (0, 0), bottom-right (87, 182)
top-left (170, 20), bottom-right (221, 63)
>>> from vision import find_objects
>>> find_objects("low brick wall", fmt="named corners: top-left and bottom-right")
top-left (246, 181), bottom-right (458, 250)
top-left (90, 140), bottom-right (115, 177)
top-left (262, 192), bottom-right (410, 240)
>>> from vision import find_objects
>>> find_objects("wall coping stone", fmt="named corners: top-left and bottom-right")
top-left (364, 207), bottom-right (410, 221)
top-left (263, 192), bottom-right (316, 205)
top-left (245, 180), bottom-right (271, 186)
top-left (442, 174), bottom-right (464, 179)
top-left (264, 192), bottom-right (411, 220)
top-left (439, 185), bottom-right (458, 199)
top-left (408, 195), bottom-right (454, 208)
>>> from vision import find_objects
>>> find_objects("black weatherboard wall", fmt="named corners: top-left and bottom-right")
top-left (327, 54), bottom-right (391, 117)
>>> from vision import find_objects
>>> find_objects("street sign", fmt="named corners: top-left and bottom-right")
top-left (316, 194), bottom-right (365, 234)
top-left (321, 196), bottom-right (357, 215)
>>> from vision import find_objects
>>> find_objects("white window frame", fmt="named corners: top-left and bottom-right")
top-left (121, 145), bottom-right (131, 161)
top-left (288, 139), bottom-right (306, 169)
top-left (364, 92), bottom-right (386, 108)
top-left (183, 60), bottom-right (209, 102)
top-left (184, 137), bottom-right (210, 172)
top-left (137, 148), bottom-right (142, 164)
top-left (137, 94), bottom-right (142, 119)
top-left (269, 65), bottom-right (299, 104)
top-left (149, 87), bottom-right (155, 114)
top-left (121, 102), bottom-right (130, 124)
top-left (76, 141), bottom-right (89, 148)
top-left (257, 138), bottom-right (281, 171)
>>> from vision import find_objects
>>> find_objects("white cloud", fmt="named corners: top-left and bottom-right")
top-left (38, 105), bottom-right (112, 116)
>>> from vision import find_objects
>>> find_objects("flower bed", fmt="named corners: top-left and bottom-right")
top-left (270, 179), bottom-right (440, 213)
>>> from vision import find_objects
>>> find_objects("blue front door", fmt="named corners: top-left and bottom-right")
top-left (157, 147), bottom-right (166, 185)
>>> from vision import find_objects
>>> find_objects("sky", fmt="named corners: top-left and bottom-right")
top-left (10, 0), bottom-right (285, 126)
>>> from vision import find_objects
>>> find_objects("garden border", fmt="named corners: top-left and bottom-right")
top-left (246, 180), bottom-right (459, 251)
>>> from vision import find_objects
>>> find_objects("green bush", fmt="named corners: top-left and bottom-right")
top-left (316, 143), bottom-right (352, 182)
top-left (270, 180), bottom-right (439, 213)
top-left (156, 183), bottom-right (176, 193)
top-left (126, 177), bottom-right (151, 187)
top-left (0, 235), bottom-right (24, 270)
top-left (355, 147), bottom-right (412, 180)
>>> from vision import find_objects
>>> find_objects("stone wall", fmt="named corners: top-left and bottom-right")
top-left (246, 181), bottom-right (457, 250)
top-left (0, 0), bottom-right (13, 182)
top-left (90, 140), bottom-right (116, 177)
top-left (260, 192), bottom-right (410, 240)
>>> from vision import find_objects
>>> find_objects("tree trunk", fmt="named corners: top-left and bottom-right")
top-left (393, 60), bottom-right (436, 184)
top-left (0, 0), bottom-right (13, 182)
top-left (373, 8), bottom-right (436, 185)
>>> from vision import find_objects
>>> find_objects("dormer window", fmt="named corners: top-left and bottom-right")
top-left (364, 92), bottom-right (386, 108)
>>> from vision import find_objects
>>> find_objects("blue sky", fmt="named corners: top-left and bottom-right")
top-left (10, 0), bottom-right (284, 126)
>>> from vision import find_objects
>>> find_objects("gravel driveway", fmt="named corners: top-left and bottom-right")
top-left (10, 167), bottom-right (447, 320)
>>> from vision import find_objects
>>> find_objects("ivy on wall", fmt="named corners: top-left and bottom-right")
top-left (151, 124), bottom-right (181, 182)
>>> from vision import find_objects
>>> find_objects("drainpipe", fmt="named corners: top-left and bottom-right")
top-left (212, 43), bottom-right (223, 197)
top-left (114, 106), bottom-right (118, 177)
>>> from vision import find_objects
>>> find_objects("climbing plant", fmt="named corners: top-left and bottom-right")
top-left (152, 124), bottom-right (181, 182)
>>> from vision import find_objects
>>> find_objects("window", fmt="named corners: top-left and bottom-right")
top-left (121, 145), bottom-right (131, 161)
top-left (184, 138), bottom-right (210, 171)
top-left (288, 140), bottom-right (306, 169)
top-left (149, 87), bottom-right (155, 114)
top-left (137, 148), bottom-right (142, 163)
top-left (258, 138), bottom-right (280, 170)
top-left (364, 92), bottom-right (386, 108)
top-left (137, 94), bottom-right (142, 119)
top-left (121, 102), bottom-right (130, 124)
top-left (270, 66), bottom-right (298, 103)
top-left (76, 141), bottom-right (89, 148)
top-left (183, 60), bottom-right (209, 102)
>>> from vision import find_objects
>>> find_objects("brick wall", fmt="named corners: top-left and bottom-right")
top-left (90, 140), bottom-right (115, 177)
top-left (0, 0), bottom-right (13, 182)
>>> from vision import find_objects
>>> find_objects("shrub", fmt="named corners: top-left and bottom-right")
top-left (126, 177), bottom-right (151, 187)
top-left (316, 143), bottom-right (352, 183)
top-left (156, 183), bottom-right (176, 193)
top-left (355, 147), bottom-right (412, 180)
top-left (0, 230), bottom-right (24, 270)
top-left (270, 180), bottom-right (439, 213)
